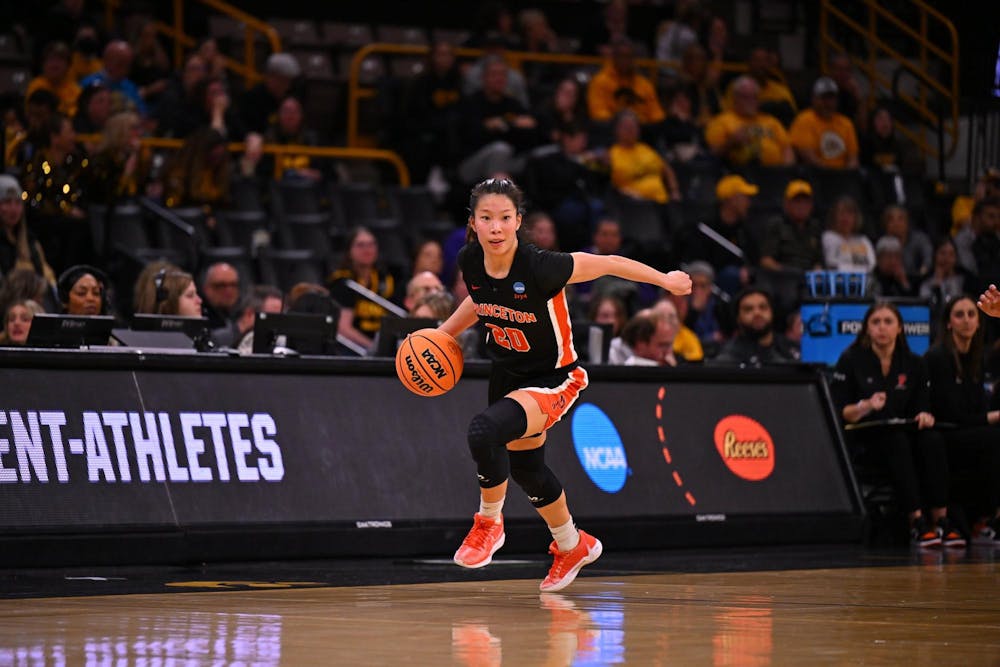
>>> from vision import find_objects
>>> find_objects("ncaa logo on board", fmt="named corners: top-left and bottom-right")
top-left (513, 281), bottom-right (526, 294)
top-left (571, 403), bottom-right (629, 493)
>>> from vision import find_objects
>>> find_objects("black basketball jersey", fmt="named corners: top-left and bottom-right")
top-left (458, 241), bottom-right (577, 376)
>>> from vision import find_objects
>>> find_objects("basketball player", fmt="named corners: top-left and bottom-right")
top-left (979, 284), bottom-right (1000, 318)
top-left (438, 178), bottom-right (691, 591)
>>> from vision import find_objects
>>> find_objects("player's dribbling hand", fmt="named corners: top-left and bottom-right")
top-left (663, 271), bottom-right (692, 295)
top-left (978, 284), bottom-right (1000, 318)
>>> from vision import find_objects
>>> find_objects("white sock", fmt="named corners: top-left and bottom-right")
top-left (479, 497), bottom-right (504, 521)
top-left (550, 518), bottom-right (580, 552)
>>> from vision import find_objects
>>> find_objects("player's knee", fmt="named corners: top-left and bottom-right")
top-left (467, 398), bottom-right (528, 458)
top-left (468, 412), bottom-right (501, 461)
top-left (509, 447), bottom-right (563, 508)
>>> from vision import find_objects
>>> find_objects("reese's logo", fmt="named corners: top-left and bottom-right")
top-left (713, 415), bottom-right (775, 481)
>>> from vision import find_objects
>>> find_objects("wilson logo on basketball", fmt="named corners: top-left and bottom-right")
top-left (713, 415), bottom-right (775, 481)
top-left (403, 354), bottom-right (434, 394)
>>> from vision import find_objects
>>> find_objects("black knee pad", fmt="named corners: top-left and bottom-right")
top-left (509, 447), bottom-right (563, 508)
top-left (467, 398), bottom-right (527, 488)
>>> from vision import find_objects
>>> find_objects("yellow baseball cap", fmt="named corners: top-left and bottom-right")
top-left (715, 175), bottom-right (759, 200)
top-left (784, 179), bottom-right (813, 200)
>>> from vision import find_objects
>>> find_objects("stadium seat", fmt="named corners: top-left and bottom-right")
top-left (387, 185), bottom-right (453, 241)
top-left (331, 183), bottom-right (399, 231)
top-left (806, 167), bottom-right (869, 222)
top-left (272, 179), bottom-right (326, 216)
top-left (375, 25), bottom-right (429, 46)
top-left (431, 28), bottom-right (471, 46)
top-left (738, 164), bottom-right (803, 209)
top-left (258, 248), bottom-right (326, 291)
top-left (321, 22), bottom-right (373, 50)
top-left (269, 18), bottom-right (322, 48)
top-left (90, 203), bottom-right (152, 258)
top-left (280, 212), bottom-right (335, 262)
top-left (215, 210), bottom-right (269, 254)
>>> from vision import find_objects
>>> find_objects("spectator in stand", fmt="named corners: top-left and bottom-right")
top-left (860, 105), bottom-right (923, 178)
top-left (404, 270), bottom-right (445, 314)
top-left (327, 227), bottom-right (399, 351)
top-left (672, 43), bottom-right (722, 129)
top-left (618, 310), bottom-right (679, 366)
top-left (523, 121), bottom-right (608, 252)
top-left (789, 77), bottom-right (859, 169)
top-left (881, 205), bottom-right (932, 279)
top-left (784, 309), bottom-right (803, 360)
top-left (955, 195), bottom-right (1000, 275)
top-left (26, 42), bottom-right (80, 117)
top-left (831, 301), bottom-right (965, 548)
top-left (701, 15), bottom-right (734, 84)
top-left (588, 294), bottom-right (627, 338)
top-left (724, 47), bottom-right (797, 126)
top-left (412, 239), bottom-right (445, 279)
top-left (0, 299), bottom-right (44, 346)
top-left (587, 39), bottom-right (665, 129)
top-left (0, 268), bottom-right (56, 316)
top-left (972, 196), bottom-right (1000, 290)
top-left (924, 295), bottom-right (1000, 545)
top-left (193, 77), bottom-right (247, 140)
top-left (80, 40), bottom-right (147, 117)
top-left (919, 238), bottom-right (974, 315)
top-left (196, 37), bottom-right (228, 82)
top-left (580, 0), bottom-right (632, 57)
top-left (2, 94), bottom-right (27, 171)
top-left (713, 288), bottom-right (796, 366)
top-left (0, 175), bottom-right (56, 285)
top-left (462, 36), bottom-right (531, 109)
top-left (264, 97), bottom-right (323, 182)
top-left (43, 0), bottom-right (100, 52)
top-left (58, 264), bottom-right (110, 316)
top-left (681, 260), bottom-right (732, 352)
top-left (609, 110), bottom-right (680, 204)
top-left (239, 53), bottom-right (301, 135)
top-left (463, 1), bottom-right (522, 51)
top-left (12, 89), bottom-right (59, 168)
top-left (87, 111), bottom-right (147, 206)
top-left (73, 81), bottom-right (112, 135)
top-left (155, 53), bottom-right (208, 138)
top-left (129, 20), bottom-right (171, 112)
top-left (199, 261), bottom-right (242, 332)
top-left (523, 211), bottom-right (559, 251)
top-left (822, 195), bottom-right (875, 273)
top-left (951, 167), bottom-right (1000, 239)
top-left (517, 8), bottom-right (561, 92)
top-left (653, 295), bottom-right (703, 362)
top-left (704, 75), bottom-right (793, 168)
top-left (655, 0), bottom-right (703, 74)
top-left (683, 175), bottom-right (758, 295)
top-left (232, 285), bottom-right (284, 355)
top-left (67, 25), bottom-right (103, 83)
top-left (537, 77), bottom-right (589, 144)
top-left (759, 179), bottom-right (824, 273)
top-left (828, 52), bottom-right (864, 130)
top-left (21, 112), bottom-right (92, 273)
top-left (869, 236), bottom-right (916, 298)
top-left (134, 266), bottom-right (203, 317)
top-left (455, 55), bottom-right (539, 185)
top-left (398, 40), bottom-right (463, 183)
top-left (411, 290), bottom-right (457, 322)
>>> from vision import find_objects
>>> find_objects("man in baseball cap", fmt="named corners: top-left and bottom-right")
top-left (790, 75), bottom-right (859, 169)
top-left (238, 52), bottom-right (301, 134)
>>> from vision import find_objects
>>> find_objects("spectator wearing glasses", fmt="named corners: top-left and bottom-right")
top-left (200, 262), bottom-right (241, 331)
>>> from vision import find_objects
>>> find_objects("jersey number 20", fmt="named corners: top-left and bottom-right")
top-left (485, 323), bottom-right (531, 352)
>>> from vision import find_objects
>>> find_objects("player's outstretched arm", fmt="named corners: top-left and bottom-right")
top-left (568, 252), bottom-right (692, 295)
top-left (438, 295), bottom-right (479, 338)
top-left (978, 284), bottom-right (1000, 319)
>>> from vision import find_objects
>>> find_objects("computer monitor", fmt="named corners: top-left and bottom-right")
top-left (572, 322), bottom-right (613, 364)
top-left (25, 314), bottom-right (116, 349)
top-left (131, 314), bottom-right (210, 340)
top-left (372, 316), bottom-right (439, 357)
top-left (252, 312), bottom-right (339, 355)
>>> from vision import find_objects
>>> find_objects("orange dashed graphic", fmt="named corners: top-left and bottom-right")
top-left (713, 415), bottom-right (775, 481)
top-left (655, 385), bottom-right (697, 506)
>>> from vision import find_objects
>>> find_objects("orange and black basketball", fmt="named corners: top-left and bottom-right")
top-left (395, 328), bottom-right (464, 396)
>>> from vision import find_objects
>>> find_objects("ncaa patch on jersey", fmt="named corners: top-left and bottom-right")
top-left (513, 281), bottom-right (526, 294)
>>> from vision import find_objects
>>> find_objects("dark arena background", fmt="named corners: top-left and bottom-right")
top-left (1, 0), bottom-right (999, 663)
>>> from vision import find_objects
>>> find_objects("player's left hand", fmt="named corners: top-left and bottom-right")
top-left (663, 270), bottom-right (692, 295)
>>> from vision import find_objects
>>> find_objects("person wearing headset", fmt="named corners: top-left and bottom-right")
top-left (133, 263), bottom-right (202, 317)
top-left (57, 264), bottom-right (110, 316)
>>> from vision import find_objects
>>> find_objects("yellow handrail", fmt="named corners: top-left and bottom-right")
top-left (819, 0), bottom-right (959, 160)
top-left (100, 0), bottom-right (282, 88)
top-left (77, 135), bottom-right (410, 185)
top-left (346, 44), bottom-right (752, 147)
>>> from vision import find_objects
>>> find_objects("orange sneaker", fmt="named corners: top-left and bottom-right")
top-left (539, 529), bottom-right (603, 592)
top-left (453, 513), bottom-right (505, 568)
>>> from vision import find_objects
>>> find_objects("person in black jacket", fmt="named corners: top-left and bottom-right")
top-left (924, 295), bottom-right (1000, 544)
top-left (830, 301), bottom-right (965, 548)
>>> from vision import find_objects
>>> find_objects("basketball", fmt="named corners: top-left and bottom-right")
top-left (395, 328), bottom-right (464, 397)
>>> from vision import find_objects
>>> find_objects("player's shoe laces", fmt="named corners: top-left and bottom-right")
top-left (539, 529), bottom-right (602, 592)
top-left (453, 513), bottom-right (505, 568)
top-left (911, 516), bottom-right (941, 548)
top-left (937, 517), bottom-right (966, 548)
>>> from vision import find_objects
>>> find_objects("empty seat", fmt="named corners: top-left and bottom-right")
top-left (0, 65), bottom-right (28, 94)
top-left (337, 53), bottom-right (386, 85)
top-left (738, 164), bottom-right (803, 209)
top-left (292, 50), bottom-right (335, 80)
top-left (215, 210), bottom-right (269, 253)
top-left (321, 22), bottom-right (373, 50)
top-left (280, 212), bottom-right (334, 260)
top-left (258, 248), bottom-right (325, 291)
top-left (389, 57), bottom-right (426, 79)
top-left (269, 18), bottom-right (322, 48)
top-left (91, 202), bottom-right (152, 256)
top-left (272, 179), bottom-right (326, 216)
top-left (371, 228), bottom-right (411, 277)
top-left (387, 185), bottom-right (453, 240)
top-left (332, 183), bottom-right (398, 231)
top-left (430, 28), bottom-right (471, 46)
top-left (375, 25), bottom-right (429, 46)
top-left (229, 175), bottom-right (265, 213)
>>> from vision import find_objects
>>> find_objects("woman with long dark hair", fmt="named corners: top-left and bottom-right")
top-left (924, 296), bottom-right (1000, 544)
top-left (830, 301), bottom-right (964, 547)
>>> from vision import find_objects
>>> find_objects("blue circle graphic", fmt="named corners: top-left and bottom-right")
top-left (571, 403), bottom-right (628, 493)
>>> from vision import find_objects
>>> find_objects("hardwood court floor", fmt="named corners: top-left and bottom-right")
top-left (1, 557), bottom-right (998, 665)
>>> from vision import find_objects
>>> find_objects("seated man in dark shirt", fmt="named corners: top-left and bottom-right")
top-left (759, 180), bottom-right (824, 273)
top-left (869, 235), bottom-right (916, 298)
top-left (712, 287), bottom-right (796, 366)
